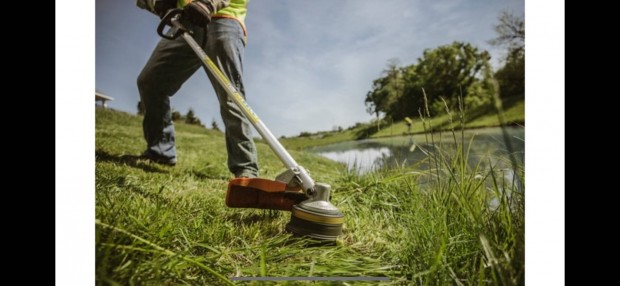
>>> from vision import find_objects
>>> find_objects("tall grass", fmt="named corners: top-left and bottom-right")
top-left (95, 105), bottom-right (524, 284)
top-left (399, 90), bottom-right (525, 284)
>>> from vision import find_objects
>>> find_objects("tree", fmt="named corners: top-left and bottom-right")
top-left (489, 11), bottom-right (524, 57)
top-left (137, 101), bottom-right (145, 115)
top-left (185, 108), bottom-right (202, 125)
top-left (365, 58), bottom-right (404, 120)
top-left (490, 12), bottom-right (525, 100)
top-left (494, 53), bottom-right (524, 99)
top-left (211, 118), bottom-right (221, 131)
top-left (171, 110), bottom-right (182, 121)
top-left (412, 42), bottom-right (493, 114)
top-left (365, 42), bottom-right (493, 120)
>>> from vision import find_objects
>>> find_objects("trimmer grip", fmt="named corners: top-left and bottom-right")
top-left (226, 178), bottom-right (307, 211)
top-left (157, 9), bottom-right (184, 40)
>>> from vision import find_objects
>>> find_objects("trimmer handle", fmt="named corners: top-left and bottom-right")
top-left (157, 8), bottom-right (186, 40)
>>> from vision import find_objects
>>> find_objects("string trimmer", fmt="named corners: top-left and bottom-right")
top-left (157, 10), bottom-right (344, 240)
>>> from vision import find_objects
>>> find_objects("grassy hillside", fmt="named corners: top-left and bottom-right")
top-left (281, 98), bottom-right (524, 150)
top-left (96, 108), bottom-right (524, 285)
top-left (371, 98), bottom-right (524, 139)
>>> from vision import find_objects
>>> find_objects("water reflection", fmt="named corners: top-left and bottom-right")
top-left (317, 147), bottom-right (392, 173)
top-left (309, 127), bottom-right (524, 174)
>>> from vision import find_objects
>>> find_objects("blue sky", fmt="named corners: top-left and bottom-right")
top-left (96, 0), bottom-right (524, 137)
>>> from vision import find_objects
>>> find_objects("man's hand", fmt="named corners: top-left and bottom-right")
top-left (153, 0), bottom-right (176, 19)
top-left (183, 1), bottom-right (215, 27)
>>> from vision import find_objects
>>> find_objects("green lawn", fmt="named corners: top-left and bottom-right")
top-left (96, 108), bottom-right (524, 285)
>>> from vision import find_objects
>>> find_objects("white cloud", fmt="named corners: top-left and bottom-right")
top-left (239, 0), bottom-right (523, 136)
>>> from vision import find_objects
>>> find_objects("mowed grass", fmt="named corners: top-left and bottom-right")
top-left (96, 108), bottom-right (524, 285)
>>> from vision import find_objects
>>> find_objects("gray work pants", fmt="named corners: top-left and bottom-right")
top-left (137, 18), bottom-right (258, 177)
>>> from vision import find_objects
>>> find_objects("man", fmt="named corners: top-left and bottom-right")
top-left (136, 0), bottom-right (258, 178)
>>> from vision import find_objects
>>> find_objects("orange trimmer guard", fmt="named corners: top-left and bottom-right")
top-left (226, 178), bottom-right (307, 211)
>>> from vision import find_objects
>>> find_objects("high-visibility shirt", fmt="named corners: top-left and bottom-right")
top-left (178, 0), bottom-right (249, 36)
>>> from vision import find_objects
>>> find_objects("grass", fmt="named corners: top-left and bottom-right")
top-left (280, 97), bottom-right (524, 150)
top-left (371, 97), bottom-right (524, 139)
top-left (96, 107), bottom-right (524, 285)
top-left (277, 128), bottom-right (363, 151)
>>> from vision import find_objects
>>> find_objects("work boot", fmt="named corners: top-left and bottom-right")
top-left (139, 151), bottom-right (177, 166)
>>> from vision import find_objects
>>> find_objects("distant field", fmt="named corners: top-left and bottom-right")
top-left (281, 98), bottom-right (524, 150)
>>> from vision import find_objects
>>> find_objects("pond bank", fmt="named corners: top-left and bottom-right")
top-left (308, 126), bottom-right (525, 174)
top-left (279, 99), bottom-right (524, 150)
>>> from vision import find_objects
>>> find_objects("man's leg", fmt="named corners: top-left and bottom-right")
top-left (137, 28), bottom-right (206, 163)
top-left (205, 18), bottom-right (259, 178)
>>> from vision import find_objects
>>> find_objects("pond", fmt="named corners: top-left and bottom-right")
top-left (308, 126), bottom-right (525, 174)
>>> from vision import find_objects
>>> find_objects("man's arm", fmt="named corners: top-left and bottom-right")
top-left (136, 0), bottom-right (230, 19)
top-left (184, 0), bottom-right (230, 26)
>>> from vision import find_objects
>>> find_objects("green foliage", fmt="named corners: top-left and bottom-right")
top-left (211, 118), bottom-right (221, 131)
top-left (490, 11), bottom-right (525, 100)
top-left (365, 58), bottom-right (405, 119)
top-left (366, 11), bottom-right (528, 121)
top-left (354, 118), bottom-right (388, 139)
top-left (495, 53), bottom-right (524, 99)
top-left (413, 42), bottom-right (492, 114)
top-left (171, 110), bottom-right (182, 121)
top-left (365, 42), bottom-right (494, 121)
top-left (184, 108), bottom-right (202, 126)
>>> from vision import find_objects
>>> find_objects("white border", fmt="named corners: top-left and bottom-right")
top-left (56, 0), bottom-right (95, 284)
top-left (526, 0), bottom-right (565, 285)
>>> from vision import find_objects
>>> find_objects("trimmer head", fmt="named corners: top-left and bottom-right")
top-left (226, 178), bottom-right (306, 211)
top-left (286, 183), bottom-right (344, 240)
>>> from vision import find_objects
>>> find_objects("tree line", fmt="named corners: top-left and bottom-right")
top-left (364, 12), bottom-right (524, 121)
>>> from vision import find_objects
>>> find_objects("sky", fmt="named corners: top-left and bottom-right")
top-left (96, 0), bottom-right (524, 137)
